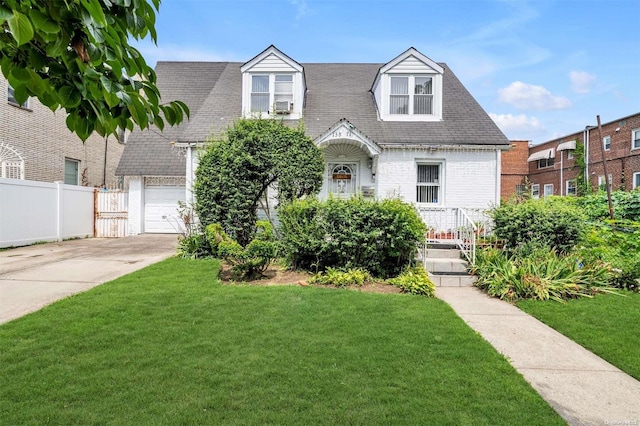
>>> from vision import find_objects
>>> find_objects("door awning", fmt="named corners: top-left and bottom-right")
top-left (557, 140), bottom-right (576, 151)
top-left (527, 148), bottom-right (555, 162)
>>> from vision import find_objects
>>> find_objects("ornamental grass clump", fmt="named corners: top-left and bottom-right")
top-left (472, 247), bottom-right (615, 302)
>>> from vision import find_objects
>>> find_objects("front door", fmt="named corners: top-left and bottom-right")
top-left (328, 163), bottom-right (357, 197)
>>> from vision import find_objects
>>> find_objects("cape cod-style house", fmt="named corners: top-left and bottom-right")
top-left (116, 45), bottom-right (510, 245)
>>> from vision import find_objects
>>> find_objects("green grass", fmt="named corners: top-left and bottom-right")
top-left (0, 258), bottom-right (563, 425)
top-left (518, 291), bottom-right (640, 380)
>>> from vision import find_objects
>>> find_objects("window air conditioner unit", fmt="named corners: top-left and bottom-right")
top-left (274, 100), bottom-right (291, 114)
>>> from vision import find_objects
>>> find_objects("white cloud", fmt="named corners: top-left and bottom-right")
top-left (290, 0), bottom-right (311, 20)
top-left (498, 81), bottom-right (572, 110)
top-left (569, 70), bottom-right (596, 94)
top-left (489, 113), bottom-right (545, 132)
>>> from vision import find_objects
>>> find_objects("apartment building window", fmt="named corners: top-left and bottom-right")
top-left (567, 151), bottom-right (574, 159)
top-left (543, 184), bottom-right (554, 197)
top-left (633, 128), bottom-right (640, 150)
top-left (515, 184), bottom-right (527, 196)
top-left (603, 136), bottom-right (611, 151)
top-left (64, 158), bottom-right (79, 185)
top-left (7, 85), bottom-right (29, 109)
top-left (597, 174), bottom-right (613, 192)
top-left (566, 179), bottom-right (577, 196)
top-left (634, 172), bottom-right (640, 189)
top-left (538, 158), bottom-right (554, 169)
top-left (531, 184), bottom-right (540, 199)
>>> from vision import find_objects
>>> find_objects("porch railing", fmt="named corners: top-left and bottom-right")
top-left (417, 206), bottom-right (493, 265)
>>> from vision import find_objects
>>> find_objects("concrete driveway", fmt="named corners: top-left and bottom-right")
top-left (0, 235), bottom-right (178, 325)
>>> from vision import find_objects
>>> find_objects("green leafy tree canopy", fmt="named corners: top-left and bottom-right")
top-left (0, 0), bottom-right (188, 140)
top-left (195, 119), bottom-right (324, 246)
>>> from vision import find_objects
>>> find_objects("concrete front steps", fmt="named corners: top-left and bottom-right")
top-left (424, 243), bottom-right (476, 287)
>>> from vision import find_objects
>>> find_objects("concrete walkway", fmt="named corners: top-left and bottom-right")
top-left (0, 235), bottom-right (178, 325)
top-left (437, 287), bottom-right (640, 426)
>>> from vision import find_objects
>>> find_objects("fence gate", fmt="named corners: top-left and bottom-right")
top-left (95, 189), bottom-right (128, 237)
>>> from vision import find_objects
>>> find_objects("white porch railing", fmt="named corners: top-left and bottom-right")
top-left (417, 206), bottom-right (493, 264)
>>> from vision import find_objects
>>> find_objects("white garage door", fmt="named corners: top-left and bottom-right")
top-left (144, 186), bottom-right (185, 233)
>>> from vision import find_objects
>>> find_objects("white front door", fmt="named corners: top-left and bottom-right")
top-left (144, 186), bottom-right (185, 233)
top-left (328, 163), bottom-right (358, 197)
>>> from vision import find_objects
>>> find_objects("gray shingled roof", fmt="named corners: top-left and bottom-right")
top-left (117, 60), bottom-right (509, 176)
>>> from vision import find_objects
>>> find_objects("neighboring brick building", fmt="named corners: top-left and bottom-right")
top-left (527, 112), bottom-right (640, 197)
top-left (0, 77), bottom-right (124, 187)
top-left (501, 140), bottom-right (530, 200)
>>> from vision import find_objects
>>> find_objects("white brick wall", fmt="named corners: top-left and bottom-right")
top-left (377, 147), bottom-right (499, 209)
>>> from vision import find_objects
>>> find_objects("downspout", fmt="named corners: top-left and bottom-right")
top-left (559, 149), bottom-right (563, 196)
top-left (584, 125), bottom-right (594, 187)
top-left (495, 148), bottom-right (501, 204)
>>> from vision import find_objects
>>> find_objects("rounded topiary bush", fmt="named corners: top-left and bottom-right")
top-left (279, 196), bottom-right (427, 278)
top-left (491, 197), bottom-right (586, 254)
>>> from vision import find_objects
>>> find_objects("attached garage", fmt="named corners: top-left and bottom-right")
top-left (144, 180), bottom-right (186, 233)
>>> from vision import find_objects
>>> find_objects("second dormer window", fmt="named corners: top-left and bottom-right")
top-left (389, 76), bottom-right (432, 115)
top-left (250, 74), bottom-right (294, 114)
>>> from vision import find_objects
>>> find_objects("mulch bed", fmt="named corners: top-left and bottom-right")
top-left (219, 263), bottom-right (402, 294)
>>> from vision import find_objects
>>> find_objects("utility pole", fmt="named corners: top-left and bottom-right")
top-left (596, 115), bottom-right (614, 220)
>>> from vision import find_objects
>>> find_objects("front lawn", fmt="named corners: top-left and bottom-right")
top-left (518, 292), bottom-right (640, 380)
top-left (0, 258), bottom-right (562, 425)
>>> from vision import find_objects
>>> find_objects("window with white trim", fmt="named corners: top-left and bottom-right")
top-left (8, 85), bottom-right (29, 109)
top-left (633, 172), bottom-right (640, 189)
top-left (567, 151), bottom-right (574, 159)
top-left (633, 128), bottom-right (640, 150)
top-left (515, 184), bottom-right (526, 196)
top-left (543, 184), bottom-right (553, 197)
top-left (64, 158), bottom-right (79, 185)
top-left (597, 174), bottom-right (613, 191)
top-left (603, 136), bottom-right (611, 151)
top-left (250, 73), bottom-right (294, 114)
top-left (531, 184), bottom-right (540, 199)
top-left (390, 76), bottom-right (433, 115)
top-left (566, 179), bottom-right (577, 196)
top-left (416, 163), bottom-right (441, 203)
top-left (250, 75), bottom-right (269, 113)
top-left (538, 158), bottom-right (554, 169)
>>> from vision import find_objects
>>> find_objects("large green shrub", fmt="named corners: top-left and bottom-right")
top-left (578, 220), bottom-right (640, 291)
top-left (194, 119), bottom-right (324, 246)
top-left (279, 196), bottom-right (427, 278)
top-left (491, 197), bottom-right (587, 254)
top-left (576, 190), bottom-right (640, 221)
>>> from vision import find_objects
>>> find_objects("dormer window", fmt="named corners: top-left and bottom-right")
top-left (249, 74), bottom-right (294, 114)
top-left (372, 48), bottom-right (444, 122)
top-left (241, 45), bottom-right (305, 119)
top-left (389, 76), bottom-right (433, 115)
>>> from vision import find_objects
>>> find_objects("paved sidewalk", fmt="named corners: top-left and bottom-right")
top-left (0, 235), bottom-right (178, 325)
top-left (437, 287), bottom-right (640, 426)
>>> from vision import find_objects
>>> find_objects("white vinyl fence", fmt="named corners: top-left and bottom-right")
top-left (0, 178), bottom-right (95, 248)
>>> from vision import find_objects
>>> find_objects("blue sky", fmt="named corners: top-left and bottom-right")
top-left (135, 0), bottom-right (640, 145)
